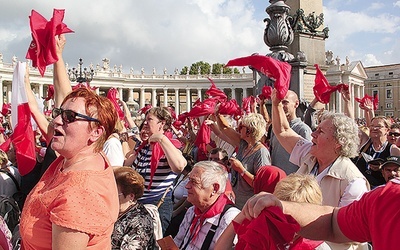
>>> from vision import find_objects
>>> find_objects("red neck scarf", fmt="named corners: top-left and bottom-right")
top-left (136, 132), bottom-right (181, 190)
top-left (189, 194), bottom-right (233, 242)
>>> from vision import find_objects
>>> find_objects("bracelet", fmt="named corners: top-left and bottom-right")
top-left (240, 169), bottom-right (248, 177)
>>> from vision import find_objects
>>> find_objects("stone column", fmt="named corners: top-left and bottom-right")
top-left (230, 88), bottom-right (236, 100)
top-left (151, 88), bottom-right (157, 107)
top-left (174, 88), bottom-right (180, 115)
top-left (197, 88), bottom-right (202, 101)
top-left (140, 88), bottom-right (145, 108)
top-left (38, 83), bottom-right (44, 100)
top-left (7, 87), bottom-right (12, 105)
top-left (242, 88), bottom-right (247, 98)
top-left (186, 88), bottom-right (191, 112)
top-left (119, 88), bottom-right (123, 100)
top-left (163, 88), bottom-right (168, 107)
top-left (128, 88), bottom-right (134, 102)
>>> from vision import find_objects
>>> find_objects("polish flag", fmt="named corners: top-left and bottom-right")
top-left (11, 62), bottom-right (36, 176)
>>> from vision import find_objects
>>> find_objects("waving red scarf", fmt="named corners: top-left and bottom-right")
top-left (190, 194), bottom-right (233, 242)
top-left (225, 54), bottom-right (291, 99)
top-left (355, 94), bottom-right (379, 110)
top-left (219, 99), bottom-right (242, 117)
top-left (205, 78), bottom-right (227, 102)
top-left (259, 85), bottom-right (273, 100)
top-left (313, 64), bottom-right (348, 104)
top-left (180, 98), bottom-right (217, 120)
top-left (26, 9), bottom-right (74, 76)
top-left (43, 85), bottom-right (54, 101)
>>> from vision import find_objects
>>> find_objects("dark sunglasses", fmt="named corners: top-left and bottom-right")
top-left (388, 132), bottom-right (400, 137)
top-left (51, 108), bottom-right (100, 124)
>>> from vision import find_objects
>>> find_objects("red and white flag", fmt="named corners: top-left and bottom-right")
top-left (11, 62), bottom-right (36, 176)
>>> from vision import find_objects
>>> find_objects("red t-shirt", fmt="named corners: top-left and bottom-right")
top-left (337, 179), bottom-right (400, 250)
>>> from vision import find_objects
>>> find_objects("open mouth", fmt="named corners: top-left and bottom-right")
top-left (54, 130), bottom-right (63, 136)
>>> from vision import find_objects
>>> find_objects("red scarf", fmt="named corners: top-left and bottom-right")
top-left (189, 194), bottom-right (233, 242)
top-left (355, 94), bottom-right (379, 110)
top-left (206, 78), bottom-right (228, 102)
top-left (225, 54), bottom-right (292, 99)
top-left (313, 64), bottom-right (348, 104)
top-left (233, 206), bottom-right (300, 250)
top-left (26, 9), bottom-right (74, 76)
top-left (136, 132), bottom-right (181, 189)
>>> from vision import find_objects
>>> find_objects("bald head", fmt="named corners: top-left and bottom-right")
top-left (282, 90), bottom-right (299, 121)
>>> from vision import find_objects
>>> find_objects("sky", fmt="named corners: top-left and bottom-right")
top-left (0, 0), bottom-right (399, 75)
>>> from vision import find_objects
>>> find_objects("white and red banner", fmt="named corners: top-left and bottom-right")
top-left (11, 62), bottom-right (36, 176)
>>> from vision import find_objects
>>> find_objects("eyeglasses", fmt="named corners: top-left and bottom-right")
top-left (52, 108), bottom-right (100, 124)
top-left (370, 125), bottom-right (385, 129)
top-left (388, 132), bottom-right (400, 137)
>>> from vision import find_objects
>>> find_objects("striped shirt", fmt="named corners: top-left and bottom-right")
top-left (133, 144), bottom-right (177, 203)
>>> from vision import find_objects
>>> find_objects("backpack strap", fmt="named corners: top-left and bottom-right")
top-left (0, 168), bottom-right (20, 191)
top-left (200, 204), bottom-right (235, 250)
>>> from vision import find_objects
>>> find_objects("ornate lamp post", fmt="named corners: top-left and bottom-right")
top-left (68, 58), bottom-right (94, 83)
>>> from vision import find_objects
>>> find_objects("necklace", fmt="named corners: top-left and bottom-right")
top-left (118, 201), bottom-right (138, 220)
top-left (62, 154), bottom-right (97, 171)
top-left (239, 141), bottom-right (260, 161)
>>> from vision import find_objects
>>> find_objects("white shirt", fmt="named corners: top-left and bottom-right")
top-left (103, 136), bottom-right (124, 167)
top-left (174, 205), bottom-right (240, 250)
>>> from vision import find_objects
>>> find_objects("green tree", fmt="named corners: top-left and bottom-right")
top-left (188, 61), bottom-right (211, 75)
top-left (180, 66), bottom-right (189, 75)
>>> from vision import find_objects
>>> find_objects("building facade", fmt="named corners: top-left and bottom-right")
top-left (0, 57), bottom-right (255, 116)
top-left (364, 63), bottom-right (400, 118)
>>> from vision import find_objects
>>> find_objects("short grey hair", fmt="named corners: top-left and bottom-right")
top-left (193, 161), bottom-right (227, 194)
top-left (321, 112), bottom-right (360, 158)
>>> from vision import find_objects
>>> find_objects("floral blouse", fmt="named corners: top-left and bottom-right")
top-left (111, 202), bottom-right (155, 250)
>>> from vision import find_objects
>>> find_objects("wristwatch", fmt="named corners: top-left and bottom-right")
top-left (240, 169), bottom-right (248, 177)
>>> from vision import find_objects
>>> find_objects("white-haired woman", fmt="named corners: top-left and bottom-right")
top-left (174, 161), bottom-right (240, 250)
top-left (212, 112), bottom-right (271, 209)
top-left (270, 89), bottom-right (369, 249)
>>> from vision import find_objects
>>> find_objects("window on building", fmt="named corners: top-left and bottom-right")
top-left (373, 90), bottom-right (379, 97)
top-left (389, 72), bottom-right (393, 76)
top-left (375, 73), bottom-right (379, 76)
top-left (386, 89), bottom-right (393, 99)
top-left (387, 83), bottom-right (392, 86)
top-left (386, 102), bottom-right (393, 109)
top-left (373, 84), bottom-right (378, 87)
top-left (385, 112), bottom-right (393, 117)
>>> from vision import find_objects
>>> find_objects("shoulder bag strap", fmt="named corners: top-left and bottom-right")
top-left (0, 168), bottom-right (20, 191)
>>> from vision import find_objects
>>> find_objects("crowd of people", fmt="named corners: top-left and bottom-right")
top-left (0, 34), bottom-right (399, 250)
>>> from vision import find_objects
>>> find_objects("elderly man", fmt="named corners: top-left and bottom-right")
top-left (174, 161), bottom-right (240, 250)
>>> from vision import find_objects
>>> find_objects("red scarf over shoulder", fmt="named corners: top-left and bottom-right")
top-left (190, 194), bottom-right (233, 242)
top-left (136, 131), bottom-right (181, 189)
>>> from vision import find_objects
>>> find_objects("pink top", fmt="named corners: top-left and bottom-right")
top-left (20, 153), bottom-right (119, 249)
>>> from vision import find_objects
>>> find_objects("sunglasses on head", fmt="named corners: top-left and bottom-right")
top-left (388, 132), bottom-right (400, 137)
top-left (51, 108), bottom-right (100, 124)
